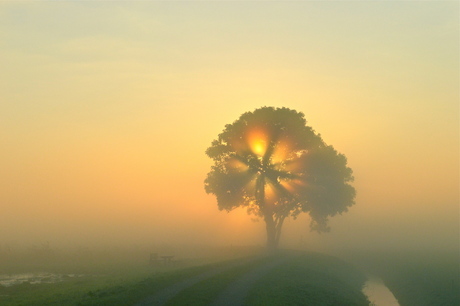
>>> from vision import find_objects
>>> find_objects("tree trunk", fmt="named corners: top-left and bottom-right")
top-left (256, 174), bottom-right (281, 251)
top-left (264, 213), bottom-right (278, 251)
top-left (274, 216), bottom-right (285, 248)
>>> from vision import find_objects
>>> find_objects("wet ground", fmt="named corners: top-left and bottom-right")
top-left (0, 273), bottom-right (84, 287)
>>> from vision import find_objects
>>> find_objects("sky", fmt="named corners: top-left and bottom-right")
top-left (0, 1), bottom-right (458, 253)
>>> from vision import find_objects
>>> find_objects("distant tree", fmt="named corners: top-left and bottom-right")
top-left (205, 107), bottom-right (355, 250)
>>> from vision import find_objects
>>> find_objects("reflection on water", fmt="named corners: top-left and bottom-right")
top-left (0, 273), bottom-right (83, 287)
top-left (363, 276), bottom-right (400, 306)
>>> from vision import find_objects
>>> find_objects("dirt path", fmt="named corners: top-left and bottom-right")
top-left (211, 256), bottom-right (289, 306)
top-left (135, 257), bottom-right (260, 306)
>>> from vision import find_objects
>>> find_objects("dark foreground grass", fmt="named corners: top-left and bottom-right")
top-left (75, 256), bottom-right (266, 306)
top-left (158, 251), bottom-right (369, 306)
top-left (0, 250), bottom-right (369, 306)
top-left (165, 255), bottom-right (273, 305)
top-left (341, 248), bottom-right (460, 306)
top-left (246, 252), bottom-right (369, 306)
top-left (374, 250), bottom-right (459, 306)
top-left (0, 256), bottom-right (261, 306)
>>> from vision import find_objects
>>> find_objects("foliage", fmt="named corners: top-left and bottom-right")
top-left (205, 107), bottom-right (355, 248)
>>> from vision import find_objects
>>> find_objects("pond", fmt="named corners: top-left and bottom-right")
top-left (0, 273), bottom-right (83, 287)
top-left (363, 276), bottom-right (400, 306)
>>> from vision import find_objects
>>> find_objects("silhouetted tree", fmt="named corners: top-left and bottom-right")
top-left (205, 107), bottom-right (355, 250)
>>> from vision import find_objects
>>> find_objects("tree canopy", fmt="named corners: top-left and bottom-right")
top-left (205, 107), bottom-right (355, 249)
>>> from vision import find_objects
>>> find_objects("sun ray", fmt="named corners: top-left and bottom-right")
top-left (246, 128), bottom-right (269, 157)
top-left (225, 157), bottom-right (249, 173)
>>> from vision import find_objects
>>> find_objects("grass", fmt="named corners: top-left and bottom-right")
top-left (342, 248), bottom-right (460, 306)
top-left (0, 246), bottom-right (263, 306)
top-left (374, 250), bottom-right (459, 306)
top-left (245, 252), bottom-right (369, 306)
top-left (3, 246), bottom-right (457, 305)
top-left (159, 251), bottom-right (370, 306)
top-left (0, 259), bottom-right (253, 305)
top-left (165, 255), bottom-right (273, 305)
top-left (0, 248), bottom-right (370, 306)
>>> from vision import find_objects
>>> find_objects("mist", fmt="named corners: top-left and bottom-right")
top-left (0, 2), bottom-right (458, 305)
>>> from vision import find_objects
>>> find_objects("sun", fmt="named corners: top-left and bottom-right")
top-left (247, 129), bottom-right (268, 156)
top-left (252, 140), bottom-right (266, 156)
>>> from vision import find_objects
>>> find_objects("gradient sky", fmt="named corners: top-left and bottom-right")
top-left (1, 1), bottom-right (458, 252)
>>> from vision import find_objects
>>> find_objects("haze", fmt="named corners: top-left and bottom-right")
top-left (0, 1), bottom-right (458, 256)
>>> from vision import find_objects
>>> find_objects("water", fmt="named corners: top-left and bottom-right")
top-left (363, 276), bottom-right (400, 306)
top-left (2, 271), bottom-right (400, 305)
top-left (0, 273), bottom-right (83, 287)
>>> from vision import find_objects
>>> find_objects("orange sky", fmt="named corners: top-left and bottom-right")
top-left (0, 1), bottom-right (458, 252)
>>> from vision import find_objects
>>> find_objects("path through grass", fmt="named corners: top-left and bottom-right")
top-left (0, 250), bottom-right (371, 305)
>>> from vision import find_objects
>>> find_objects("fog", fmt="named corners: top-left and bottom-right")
top-left (1, 1), bottom-right (458, 261)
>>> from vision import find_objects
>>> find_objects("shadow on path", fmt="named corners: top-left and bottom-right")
top-left (211, 256), bottom-right (290, 306)
top-left (135, 257), bottom-right (259, 306)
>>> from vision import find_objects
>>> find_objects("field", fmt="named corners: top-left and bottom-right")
top-left (0, 246), bottom-right (369, 305)
top-left (1, 245), bottom-right (458, 305)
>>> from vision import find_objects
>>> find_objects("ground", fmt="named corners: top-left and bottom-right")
top-left (0, 248), bottom-right (369, 306)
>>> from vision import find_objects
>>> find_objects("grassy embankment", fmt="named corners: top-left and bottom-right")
top-left (345, 249), bottom-right (460, 306)
top-left (246, 252), bottom-right (369, 306)
top-left (376, 251), bottom-right (459, 306)
top-left (163, 251), bottom-right (369, 306)
top-left (0, 261), bottom-right (234, 305)
top-left (0, 245), bottom-right (262, 305)
top-left (0, 247), bottom-right (369, 305)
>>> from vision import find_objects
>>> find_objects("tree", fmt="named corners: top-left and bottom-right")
top-left (205, 107), bottom-right (355, 250)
